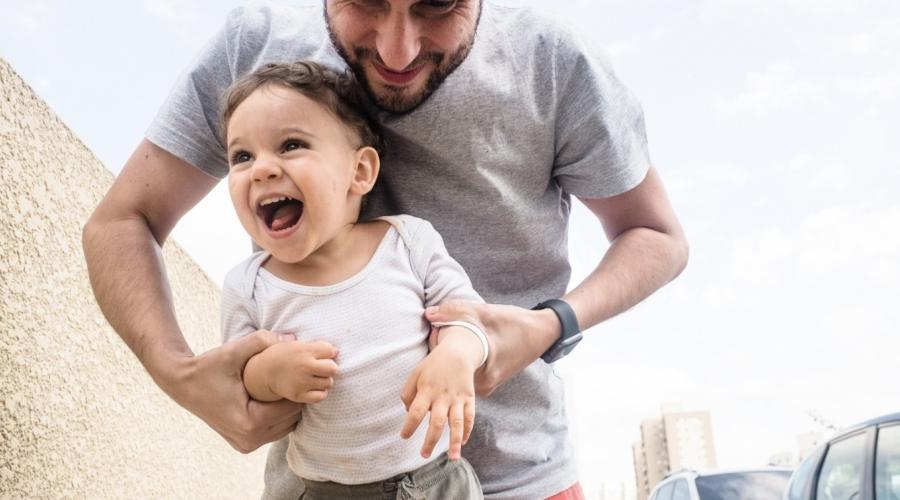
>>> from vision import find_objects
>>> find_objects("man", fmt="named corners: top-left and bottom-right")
top-left (83, 1), bottom-right (688, 498)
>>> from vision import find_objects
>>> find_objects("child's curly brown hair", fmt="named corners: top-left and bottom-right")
top-left (219, 61), bottom-right (384, 157)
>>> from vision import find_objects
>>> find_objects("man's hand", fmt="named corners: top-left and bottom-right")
top-left (424, 301), bottom-right (561, 397)
top-left (167, 329), bottom-right (305, 453)
top-left (244, 338), bottom-right (339, 404)
top-left (400, 327), bottom-right (482, 460)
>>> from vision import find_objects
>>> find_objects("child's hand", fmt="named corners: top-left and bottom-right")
top-left (399, 326), bottom-right (484, 460)
top-left (246, 337), bottom-right (339, 404)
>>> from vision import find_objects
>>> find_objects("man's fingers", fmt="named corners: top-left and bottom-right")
top-left (400, 368), bottom-right (421, 410)
top-left (448, 402), bottom-right (465, 460)
top-left (250, 397), bottom-right (303, 423)
top-left (256, 409), bottom-right (302, 443)
top-left (421, 400), bottom-right (449, 458)
top-left (462, 400), bottom-right (475, 445)
top-left (424, 300), bottom-right (480, 324)
top-left (227, 329), bottom-right (279, 365)
top-left (400, 394), bottom-right (430, 439)
top-left (233, 399), bottom-right (302, 452)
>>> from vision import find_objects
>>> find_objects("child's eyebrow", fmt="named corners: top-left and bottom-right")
top-left (280, 127), bottom-right (317, 139)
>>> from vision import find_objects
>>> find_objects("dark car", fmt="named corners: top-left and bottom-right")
top-left (785, 412), bottom-right (900, 500)
top-left (649, 468), bottom-right (793, 500)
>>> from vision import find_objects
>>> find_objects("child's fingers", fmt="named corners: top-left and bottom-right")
top-left (448, 402), bottom-right (465, 460)
top-left (306, 340), bottom-right (339, 359)
top-left (308, 359), bottom-right (339, 378)
top-left (309, 375), bottom-right (333, 391)
top-left (289, 389), bottom-right (328, 404)
top-left (462, 399), bottom-right (475, 445)
top-left (420, 400), bottom-right (449, 458)
top-left (305, 389), bottom-right (329, 403)
top-left (400, 392), bottom-right (430, 439)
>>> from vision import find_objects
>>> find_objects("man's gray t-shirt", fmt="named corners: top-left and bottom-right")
top-left (147, 2), bottom-right (650, 498)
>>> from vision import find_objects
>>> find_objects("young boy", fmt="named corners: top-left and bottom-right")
top-left (218, 61), bottom-right (487, 499)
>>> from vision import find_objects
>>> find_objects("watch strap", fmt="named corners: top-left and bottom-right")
top-left (533, 299), bottom-right (582, 363)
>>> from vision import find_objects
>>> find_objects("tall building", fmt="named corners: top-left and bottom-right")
top-left (632, 441), bottom-right (650, 500)
top-left (663, 411), bottom-right (718, 472)
top-left (768, 430), bottom-right (828, 467)
top-left (632, 407), bottom-right (717, 500)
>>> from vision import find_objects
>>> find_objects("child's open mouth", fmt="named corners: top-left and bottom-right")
top-left (257, 196), bottom-right (304, 233)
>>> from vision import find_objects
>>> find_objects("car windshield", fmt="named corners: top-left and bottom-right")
top-left (695, 470), bottom-right (792, 500)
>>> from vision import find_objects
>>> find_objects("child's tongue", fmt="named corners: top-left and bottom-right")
top-left (270, 203), bottom-right (301, 231)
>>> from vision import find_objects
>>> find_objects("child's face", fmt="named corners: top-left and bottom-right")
top-left (226, 84), bottom-right (374, 263)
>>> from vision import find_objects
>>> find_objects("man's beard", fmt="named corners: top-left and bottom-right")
top-left (326, 22), bottom-right (475, 114)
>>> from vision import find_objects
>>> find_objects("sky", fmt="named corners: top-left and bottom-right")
top-left (3, 0), bottom-right (899, 496)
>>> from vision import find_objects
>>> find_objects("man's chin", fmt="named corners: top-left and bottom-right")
top-left (364, 69), bottom-right (432, 114)
top-left (369, 87), bottom-right (430, 114)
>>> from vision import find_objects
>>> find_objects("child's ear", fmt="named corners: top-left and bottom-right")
top-left (349, 146), bottom-right (380, 196)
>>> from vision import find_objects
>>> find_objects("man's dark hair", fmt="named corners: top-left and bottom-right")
top-left (219, 60), bottom-right (384, 156)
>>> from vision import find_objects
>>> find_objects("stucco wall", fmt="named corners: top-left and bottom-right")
top-left (0, 58), bottom-right (267, 498)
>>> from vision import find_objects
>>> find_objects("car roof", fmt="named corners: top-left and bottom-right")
top-left (832, 412), bottom-right (900, 440)
top-left (662, 467), bottom-right (793, 481)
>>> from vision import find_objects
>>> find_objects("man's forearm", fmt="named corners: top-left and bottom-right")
top-left (82, 213), bottom-right (192, 391)
top-left (564, 226), bottom-right (688, 331)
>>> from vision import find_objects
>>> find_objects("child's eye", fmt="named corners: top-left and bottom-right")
top-left (282, 139), bottom-right (308, 152)
top-left (230, 150), bottom-right (252, 166)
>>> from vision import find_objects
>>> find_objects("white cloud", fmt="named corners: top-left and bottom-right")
top-left (836, 73), bottom-right (900, 100)
top-left (700, 0), bottom-right (860, 18)
top-left (714, 63), bottom-right (828, 117)
top-left (841, 17), bottom-right (900, 60)
top-left (141, 0), bottom-right (179, 21)
top-left (12, 1), bottom-right (50, 34)
top-left (15, 15), bottom-right (39, 32)
top-left (140, 0), bottom-right (208, 47)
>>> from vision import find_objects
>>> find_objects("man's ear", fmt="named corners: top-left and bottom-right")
top-left (350, 146), bottom-right (380, 195)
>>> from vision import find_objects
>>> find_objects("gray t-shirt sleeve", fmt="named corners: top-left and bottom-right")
top-left (145, 6), bottom-right (258, 178)
top-left (552, 27), bottom-right (651, 199)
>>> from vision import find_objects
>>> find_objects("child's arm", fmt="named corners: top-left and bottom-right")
top-left (400, 324), bottom-right (486, 461)
top-left (399, 217), bottom-right (488, 460)
top-left (242, 336), bottom-right (340, 403)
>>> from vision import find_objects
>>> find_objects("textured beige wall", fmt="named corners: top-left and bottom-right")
top-left (0, 58), bottom-right (268, 498)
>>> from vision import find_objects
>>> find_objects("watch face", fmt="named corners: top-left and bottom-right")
top-left (543, 333), bottom-right (583, 363)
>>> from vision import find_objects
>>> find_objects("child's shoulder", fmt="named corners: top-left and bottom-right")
top-left (375, 214), bottom-right (439, 243)
top-left (222, 250), bottom-right (269, 298)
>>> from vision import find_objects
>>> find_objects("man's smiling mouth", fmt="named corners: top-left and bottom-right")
top-left (257, 195), bottom-right (304, 232)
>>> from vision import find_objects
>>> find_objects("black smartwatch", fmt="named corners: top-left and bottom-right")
top-left (533, 299), bottom-right (583, 363)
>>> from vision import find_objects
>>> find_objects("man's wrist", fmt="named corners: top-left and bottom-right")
top-left (150, 349), bottom-right (197, 401)
top-left (531, 308), bottom-right (563, 352)
top-left (533, 299), bottom-right (583, 363)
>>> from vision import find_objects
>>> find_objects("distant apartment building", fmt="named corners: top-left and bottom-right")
top-left (768, 430), bottom-right (827, 467)
top-left (632, 407), bottom-right (717, 500)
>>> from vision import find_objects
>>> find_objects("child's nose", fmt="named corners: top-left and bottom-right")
top-left (251, 157), bottom-right (282, 182)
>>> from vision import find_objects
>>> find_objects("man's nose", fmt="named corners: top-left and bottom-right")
top-left (251, 156), bottom-right (282, 182)
top-left (375, 10), bottom-right (421, 71)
